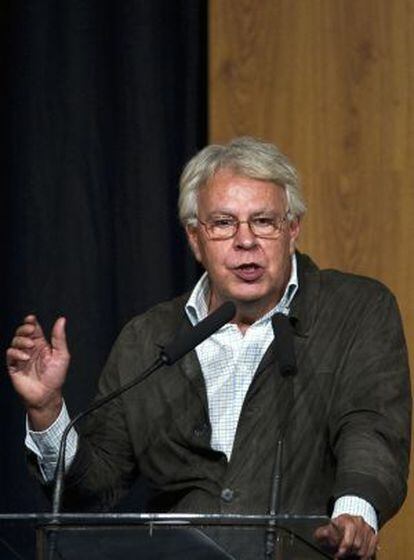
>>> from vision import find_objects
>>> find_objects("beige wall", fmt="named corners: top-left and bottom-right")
top-left (209, 1), bottom-right (414, 557)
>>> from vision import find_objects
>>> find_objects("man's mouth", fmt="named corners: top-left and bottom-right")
top-left (232, 263), bottom-right (264, 282)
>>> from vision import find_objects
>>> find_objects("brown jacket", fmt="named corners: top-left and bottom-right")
top-left (41, 253), bottom-right (411, 527)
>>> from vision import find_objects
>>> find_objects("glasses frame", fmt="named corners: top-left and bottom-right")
top-left (196, 213), bottom-right (291, 241)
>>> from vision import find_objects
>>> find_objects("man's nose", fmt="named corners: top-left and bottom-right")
top-left (233, 221), bottom-right (257, 248)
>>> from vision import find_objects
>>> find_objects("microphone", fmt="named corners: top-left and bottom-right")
top-left (51, 301), bottom-right (236, 516)
top-left (271, 313), bottom-right (297, 376)
top-left (161, 300), bottom-right (236, 364)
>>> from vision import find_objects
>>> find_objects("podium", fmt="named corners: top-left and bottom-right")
top-left (0, 513), bottom-right (335, 559)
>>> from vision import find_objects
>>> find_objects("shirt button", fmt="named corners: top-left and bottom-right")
top-left (220, 488), bottom-right (234, 502)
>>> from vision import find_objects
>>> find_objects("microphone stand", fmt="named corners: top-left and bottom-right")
top-left (265, 314), bottom-right (296, 560)
top-left (265, 380), bottom-right (294, 560)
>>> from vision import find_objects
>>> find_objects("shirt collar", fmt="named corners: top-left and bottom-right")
top-left (186, 253), bottom-right (299, 326)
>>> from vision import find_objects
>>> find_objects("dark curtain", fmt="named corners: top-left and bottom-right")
top-left (0, 0), bottom-right (206, 516)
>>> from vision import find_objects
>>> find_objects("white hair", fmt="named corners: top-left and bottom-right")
top-left (178, 136), bottom-right (306, 226)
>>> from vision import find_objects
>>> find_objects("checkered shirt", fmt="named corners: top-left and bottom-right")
top-left (185, 255), bottom-right (298, 459)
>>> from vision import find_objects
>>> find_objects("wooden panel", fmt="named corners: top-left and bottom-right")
top-left (210, 1), bottom-right (414, 558)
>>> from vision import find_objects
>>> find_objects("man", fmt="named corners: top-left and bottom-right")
top-left (7, 137), bottom-right (411, 559)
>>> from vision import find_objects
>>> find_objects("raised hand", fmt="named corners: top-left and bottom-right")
top-left (7, 315), bottom-right (70, 430)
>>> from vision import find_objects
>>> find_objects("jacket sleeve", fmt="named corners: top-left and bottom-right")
top-left (329, 286), bottom-right (411, 526)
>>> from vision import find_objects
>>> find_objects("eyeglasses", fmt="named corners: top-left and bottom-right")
top-left (197, 214), bottom-right (291, 240)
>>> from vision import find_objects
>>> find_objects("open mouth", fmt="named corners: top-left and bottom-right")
top-left (233, 263), bottom-right (264, 281)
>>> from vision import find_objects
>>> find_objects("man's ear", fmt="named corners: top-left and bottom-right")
top-left (288, 217), bottom-right (301, 255)
top-left (186, 224), bottom-right (202, 262)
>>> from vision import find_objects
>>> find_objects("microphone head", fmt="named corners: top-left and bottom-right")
top-left (161, 301), bottom-right (236, 365)
top-left (271, 312), bottom-right (297, 377)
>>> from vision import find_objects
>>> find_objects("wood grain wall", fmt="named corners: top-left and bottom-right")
top-left (209, 1), bottom-right (414, 558)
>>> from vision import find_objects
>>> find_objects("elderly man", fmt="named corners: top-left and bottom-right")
top-left (7, 137), bottom-right (411, 559)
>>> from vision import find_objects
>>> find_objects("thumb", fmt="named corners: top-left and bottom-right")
top-left (51, 317), bottom-right (69, 354)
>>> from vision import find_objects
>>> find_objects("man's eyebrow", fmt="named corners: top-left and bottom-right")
top-left (206, 209), bottom-right (279, 217)
top-left (250, 210), bottom-right (279, 216)
top-left (205, 210), bottom-right (237, 217)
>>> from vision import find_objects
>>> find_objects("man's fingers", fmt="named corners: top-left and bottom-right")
top-left (29, 315), bottom-right (47, 340)
top-left (315, 525), bottom-right (373, 559)
top-left (15, 323), bottom-right (36, 337)
top-left (314, 522), bottom-right (342, 552)
top-left (20, 314), bottom-right (47, 341)
top-left (371, 536), bottom-right (380, 555)
top-left (358, 527), bottom-right (377, 559)
top-left (314, 523), bottom-right (335, 541)
top-left (336, 519), bottom-right (357, 557)
top-left (51, 317), bottom-right (69, 355)
top-left (332, 515), bottom-right (377, 559)
top-left (6, 347), bottom-right (31, 365)
top-left (366, 532), bottom-right (379, 559)
top-left (8, 315), bottom-right (69, 368)
top-left (11, 336), bottom-right (35, 350)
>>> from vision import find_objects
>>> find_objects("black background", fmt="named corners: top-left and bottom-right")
top-left (0, 0), bottom-right (206, 515)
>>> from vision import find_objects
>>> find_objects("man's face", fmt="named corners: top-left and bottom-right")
top-left (186, 169), bottom-right (300, 317)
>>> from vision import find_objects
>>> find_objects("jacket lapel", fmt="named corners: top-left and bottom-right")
top-left (153, 302), bottom-right (210, 415)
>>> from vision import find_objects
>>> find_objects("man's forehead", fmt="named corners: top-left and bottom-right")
top-left (198, 172), bottom-right (287, 209)
top-left (204, 168), bottom-right (282, 187)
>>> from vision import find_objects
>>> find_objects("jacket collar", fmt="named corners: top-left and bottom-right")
top-left (153, 300), bottom-right (209, 410)
top-left (155, 251), bottom-right (321, 347)
top-left (154, 253), bottom-right (321, 410)
top-left (289, 251), bottom-right (321, 338)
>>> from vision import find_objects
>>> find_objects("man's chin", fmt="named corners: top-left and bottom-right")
top-left (223, 288), bottom-right (276, 308)
top-left (210, 280), bottom-right (281, 311)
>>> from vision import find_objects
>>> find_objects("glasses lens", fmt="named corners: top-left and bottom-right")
top-left (209, 219), bottom-right (237, 239)
top-left (250, 218), bottom-right (276, 237)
